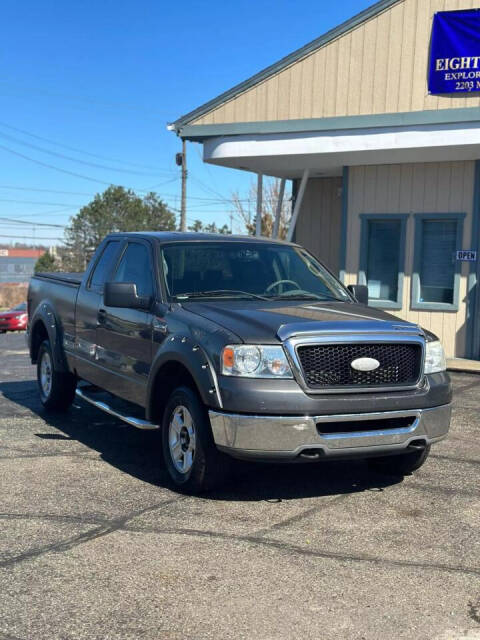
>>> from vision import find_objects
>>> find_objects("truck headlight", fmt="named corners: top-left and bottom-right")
top-left (424, 340), bottom-right (446, 374)
top-left (222, 345), bottom-right (293, 378)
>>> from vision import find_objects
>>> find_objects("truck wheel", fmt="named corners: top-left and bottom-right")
top-left (161, 386), bottom-right (229, 494)
top-left (37, 339), bottom-right (76, 411)
top-left (367, 444), bottom-right (431, 476)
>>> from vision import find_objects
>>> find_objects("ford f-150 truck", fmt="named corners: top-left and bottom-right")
top-left (27, 232), bottom-right (452, 493)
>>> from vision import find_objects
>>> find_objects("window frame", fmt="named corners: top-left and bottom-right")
top-left (112, 239), bottom-right (157, 303)
top-left (411, 212), bottom-right (466, 312)
top-left (358, 214), bottom-right (409, 310)
top-left (87, 239), bottom-right (123, 293)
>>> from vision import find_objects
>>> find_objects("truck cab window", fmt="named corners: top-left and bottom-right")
top-left (113, 242), bottom-right (154, 298)
top-left (89, 241), bottom-right (121, 292)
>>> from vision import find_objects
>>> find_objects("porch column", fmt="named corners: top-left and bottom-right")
top-left (287, 169), bottom-right (309, 242)
top-left (256, 173), bottom-right (263, 236)
top-left (272, 178), bottom-right (286, 239)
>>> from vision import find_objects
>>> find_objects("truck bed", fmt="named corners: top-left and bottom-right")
top-left (28, 273), bottom-right (84, 356)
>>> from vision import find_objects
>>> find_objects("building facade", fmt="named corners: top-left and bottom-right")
top-left (0, 249), bottom-right (45, 284)
top-left (170, 0), bottom-right (480, 359)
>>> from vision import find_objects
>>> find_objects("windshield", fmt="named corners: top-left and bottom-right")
top-left (11, 302), bottom-right (27, 311)
top-left (161, 242), bottom-right (351, 302)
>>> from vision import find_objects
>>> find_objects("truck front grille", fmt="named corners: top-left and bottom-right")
top-left (296, 342), bottom-right (422, 389)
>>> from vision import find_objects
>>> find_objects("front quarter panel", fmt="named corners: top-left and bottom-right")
top-left (146, 305), bottom-right (241, 419)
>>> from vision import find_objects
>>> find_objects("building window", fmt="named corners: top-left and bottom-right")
top-left (411, 213), bottom-right (465, 311)
top-left (358, 214), bottom-right (408, 309)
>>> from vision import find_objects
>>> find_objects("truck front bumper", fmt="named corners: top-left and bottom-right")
top-left (209, 404), bottom-right (451, 461)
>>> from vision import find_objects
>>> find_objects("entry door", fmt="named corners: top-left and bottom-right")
top-left (95, 241), bottom-right (155, 406)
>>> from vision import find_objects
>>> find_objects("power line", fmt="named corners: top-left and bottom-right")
top-left (0, 207), bottom-right (75, 219)
top-left (0, 233), bottom-right (62, 240)
top-left (0, 198), bottom-right (82, 207)
top-left (0, 144), bottom-right (114, 185)
top-left (0, 185), bottom-right (95, 196)
top-left (0, 216), bottom-right (65, 228)
top-left (0, 130), bottom-right (173, 177)
top-left (0, 81), bottom-right (171, 118)
top-left (0, 182), bottom-right (244, 203)
top-left (0, 121), bottom-right (167, 171)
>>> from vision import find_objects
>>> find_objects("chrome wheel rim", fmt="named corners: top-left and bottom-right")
top-left (168, 405), bottom-right (196, 474)
top-left (40, 351), bottom-right (52, 398)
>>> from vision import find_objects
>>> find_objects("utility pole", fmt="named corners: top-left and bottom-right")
top-left (180, 139), bottom-right (187, 232)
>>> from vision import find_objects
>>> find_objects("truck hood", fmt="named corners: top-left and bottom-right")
top-left (183, 300), bottom-right (420, 343)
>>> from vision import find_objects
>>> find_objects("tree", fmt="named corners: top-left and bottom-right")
top-left (187, 220), bottom-right (231, 234)
top-left (34, 251), bottom-right (58, 273)
top-left (63, 186), bottom-right (176, 270)
top-left (231, 178), bottom-right (291, 238)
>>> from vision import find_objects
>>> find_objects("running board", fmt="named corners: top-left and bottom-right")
top-left (75, 388), bottom-right (159, 430)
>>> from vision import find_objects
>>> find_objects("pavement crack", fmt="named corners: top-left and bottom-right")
top-left (0, 512), bottom-right (108, 526)
top-left (0, 451), bottom-right (96, 461)
top-left (431, 453), bottom-right (480, 466)
top-left (0, 524), bottom-right (111, 569)
top-left (121, 524), bottom-right (480, 578)
top-left (0, 496), bottom-right (185, 570)
top-left (253, 493), bottom-right (351, 537)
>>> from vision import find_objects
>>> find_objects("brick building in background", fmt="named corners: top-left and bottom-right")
top-left (0, 249), bottom-right (45, 284)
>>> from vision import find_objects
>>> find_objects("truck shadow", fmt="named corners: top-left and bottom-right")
top-left (0, 379), bottom-right (402, 501)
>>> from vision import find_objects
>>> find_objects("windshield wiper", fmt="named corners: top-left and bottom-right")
top-left (176, 289), bottom-right (269, 301)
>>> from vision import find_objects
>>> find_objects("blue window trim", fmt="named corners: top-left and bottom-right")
top-left (411, 213), bottom-right (466, 312)
top-left (468, 161), bottom-right (480, 358)
top-left (358, 214), bottom-right (408, 310)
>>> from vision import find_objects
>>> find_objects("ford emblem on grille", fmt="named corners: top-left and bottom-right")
top-left (350, 357), bottom-right (380, 372)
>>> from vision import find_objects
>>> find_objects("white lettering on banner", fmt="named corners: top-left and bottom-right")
top-left (436, 56), bottom-right (480, 71)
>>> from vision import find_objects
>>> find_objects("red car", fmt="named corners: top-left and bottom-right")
top-left (0, 302), bottom-right (28, 333)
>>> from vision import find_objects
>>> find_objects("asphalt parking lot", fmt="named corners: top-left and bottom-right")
top-left (0, 331), bottom-right (479, 640)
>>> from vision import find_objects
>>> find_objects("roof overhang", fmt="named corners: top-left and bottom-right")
top-left (198, 110), bottom-right (480, 179)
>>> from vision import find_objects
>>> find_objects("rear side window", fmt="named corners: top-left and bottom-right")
top-left (89, 241), bottom-right (121, 291)
top-left (113, 242), bottom-right (154, 298)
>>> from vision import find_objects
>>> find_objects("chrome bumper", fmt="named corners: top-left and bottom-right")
top-left (209, 404), bottom-right (451, 460)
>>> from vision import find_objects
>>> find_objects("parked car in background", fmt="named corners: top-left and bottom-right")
top-left (0, 302), bottom-right (28, 333)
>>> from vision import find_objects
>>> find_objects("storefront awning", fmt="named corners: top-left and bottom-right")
top-left (200, 117), bottom-right (480, 179)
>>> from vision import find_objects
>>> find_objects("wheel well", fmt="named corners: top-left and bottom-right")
top-left (149, 361), bottom-right (201, 424)
top-left (31, 320), bottom-right (49, 363)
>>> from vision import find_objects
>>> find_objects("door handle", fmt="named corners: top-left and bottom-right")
top-left (97, 309), bottom-right (107, 325)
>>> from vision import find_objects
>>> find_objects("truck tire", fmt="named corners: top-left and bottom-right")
top-left (367, 444), bottom-right (431, 476)
top-left (161, 386), bottom-right (229, 494)
top-left (37, 339), bottom-right (76, 411)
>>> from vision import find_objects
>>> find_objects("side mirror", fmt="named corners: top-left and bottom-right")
top-left (104, 282), bottom-right (151, 310)
top-left (347, 284), bottom-right (369, 305)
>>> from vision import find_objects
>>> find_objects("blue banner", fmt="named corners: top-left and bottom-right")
top-left (429, 9), bottom-right (480, 94)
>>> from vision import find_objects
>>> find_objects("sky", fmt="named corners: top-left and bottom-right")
top-left (0, 0), bottom-right (374, 246)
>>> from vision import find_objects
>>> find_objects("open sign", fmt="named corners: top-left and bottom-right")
top-left (456, 250), bottom-right (477, 262)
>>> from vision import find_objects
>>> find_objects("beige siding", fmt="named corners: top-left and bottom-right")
top-left (192, 0), bottom-right (480, 126)
top-left (343, 161), bottom-right (475, 358)
top-left (295, 177), bottom-right (343, 274)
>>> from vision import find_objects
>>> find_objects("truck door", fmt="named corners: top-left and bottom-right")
top-left (74, 239), bottom-right (123, 385)
top-left (95, 240), bottom-right (155, 406)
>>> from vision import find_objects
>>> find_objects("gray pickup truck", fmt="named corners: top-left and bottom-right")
top-left (27, 232), bottom-right (452, 492)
